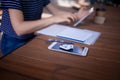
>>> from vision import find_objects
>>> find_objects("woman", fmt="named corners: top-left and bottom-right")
top-left (0, 0), bottom-right (89, 57)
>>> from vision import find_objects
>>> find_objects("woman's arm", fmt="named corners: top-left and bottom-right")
top-left (9, 3), bottom-right (90, 36)
top-left (46, 3), bottom-right (78, 22)
top-left (9, 9), bottom-right (75, 36)
top-left (46, 3), bottom-right (90, 23)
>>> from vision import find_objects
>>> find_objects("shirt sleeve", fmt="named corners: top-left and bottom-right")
top-left (43, 0), bottom-right (50, 7)
top-left (0, 0), bottom-right (22, 10)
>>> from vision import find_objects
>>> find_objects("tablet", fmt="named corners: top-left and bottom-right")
top-left (73, 7), bottom-right (94, 27)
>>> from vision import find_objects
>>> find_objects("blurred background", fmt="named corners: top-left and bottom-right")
top-left (42, 0), bottom-right (120, 18)
top-left (50, 0), bottom-right (120, 7)
top-left (0, 0), bottom-right (120, 20)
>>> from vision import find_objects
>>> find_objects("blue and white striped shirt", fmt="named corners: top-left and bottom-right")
top-left (0, 0), bottom-right (50, 39)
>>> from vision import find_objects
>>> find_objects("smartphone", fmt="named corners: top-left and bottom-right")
top-left (48, 42), bottom-right (88, 56)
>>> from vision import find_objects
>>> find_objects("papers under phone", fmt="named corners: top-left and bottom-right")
top-left (36, 24), bottom-right (101, 45)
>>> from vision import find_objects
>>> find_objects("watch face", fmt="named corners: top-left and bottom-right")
top-left (59, 44), bottom-right (74, 51)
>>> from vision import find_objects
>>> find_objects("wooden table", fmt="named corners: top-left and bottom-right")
top-left (0, 6), bottom-right (120, 80)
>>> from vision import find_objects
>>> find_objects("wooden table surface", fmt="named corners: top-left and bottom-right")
top-left (0, 6), bottom-right (120, 80)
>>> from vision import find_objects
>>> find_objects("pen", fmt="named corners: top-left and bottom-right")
top-left (48, 39), bottom-right (73, 44)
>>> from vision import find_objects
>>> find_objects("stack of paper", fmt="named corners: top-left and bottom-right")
top-left (83, 29), bottom-right (101, 45)
top-left (36, 24), bottom-right (101, 45)
top-left (57, 27), bottom-right (93, 42)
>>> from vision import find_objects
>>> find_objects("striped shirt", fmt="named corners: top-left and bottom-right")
top-left (0, 0), bottom-right (50, 39)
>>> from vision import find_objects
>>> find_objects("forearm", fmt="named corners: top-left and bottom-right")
top-left (9, 9), bottom-right (58, 36)
top-left (15, 17), bottom-right (56, 36)
top-left (9, 6), bottom-right (78, 36)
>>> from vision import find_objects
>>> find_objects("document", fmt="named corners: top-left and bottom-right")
top-left (36, 24), bottom-right (101, 45)
top-left (83, 29), bottom-right (101, 45)
top-left (57, 27), bottom-right (93, 42)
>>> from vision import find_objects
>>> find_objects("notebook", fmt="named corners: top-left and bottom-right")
top-left (37, 24), bottom-right (93, 42)
top-left (56, 26), bottom-right (93, 42)
top-left (36, 24), bottom-right (101, 45)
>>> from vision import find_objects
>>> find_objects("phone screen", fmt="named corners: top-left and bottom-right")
top-left (48, 42), bottom-right (88, 56)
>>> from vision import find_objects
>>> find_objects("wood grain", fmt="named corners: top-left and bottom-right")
top-left (0, 6), bottom-right (120, 80)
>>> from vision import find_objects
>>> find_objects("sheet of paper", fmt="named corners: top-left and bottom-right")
top-left (36, 24), bottom-right (101, 45)
top-left (36, 24), bottom-right (69, 37)
top-left (83, 29), bottom-right (101, 45)
top-left (57, 27), bottom-right (93, 42)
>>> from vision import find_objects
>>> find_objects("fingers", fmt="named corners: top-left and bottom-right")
top-left (64, 13), bottom-right (78, 23)
top-left (75, 7), bottom-right (89, 19)
top-left (52, 16), bottom-right (71, 24)
top-left (52, 13), bottom-right (79, 24)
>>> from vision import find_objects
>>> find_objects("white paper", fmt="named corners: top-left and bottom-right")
top-left (36, 24), bottom-right (69, 36)
top-left (36, 24), bottom-right (101, 45)
top-left (83, 29), bottom-right (101, 45)
top-left (57, 27), bottom-right (93, 42)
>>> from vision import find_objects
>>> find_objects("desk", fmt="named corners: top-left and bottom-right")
top-left (0, 6), bottom-right (120, 80)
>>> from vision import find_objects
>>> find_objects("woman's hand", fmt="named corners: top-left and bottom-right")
top-left (46, 3), bottom-right (78, 24)
top-left (74, 7), bottom-right (90, 19)
top-left (51, 12), bottom-right (78, 24)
